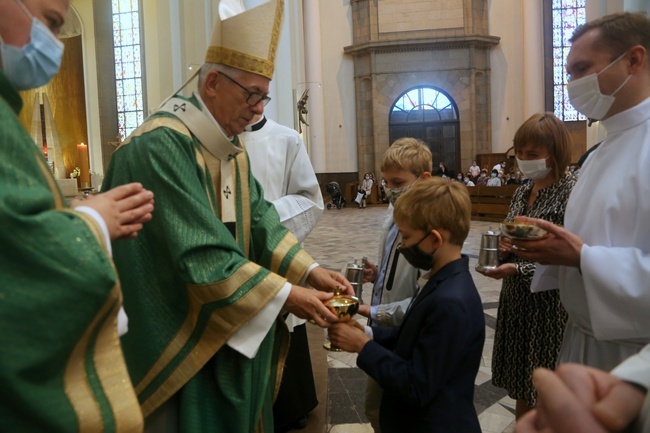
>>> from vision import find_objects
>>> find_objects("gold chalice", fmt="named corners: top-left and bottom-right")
top-left (323, 288), bottom-right (360, 351)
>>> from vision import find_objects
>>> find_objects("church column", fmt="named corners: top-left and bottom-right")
top-left (302, 0), bottom-right (327, 172)
top-left (522, 0), bottom-right (544, 116)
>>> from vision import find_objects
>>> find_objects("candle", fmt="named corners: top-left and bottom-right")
top-left (77, 143), bottom-right (90, 188)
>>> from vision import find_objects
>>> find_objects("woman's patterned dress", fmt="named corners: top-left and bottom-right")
top-left (491, 173), bottom-right (576, 406)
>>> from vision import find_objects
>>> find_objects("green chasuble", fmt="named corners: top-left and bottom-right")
top-left (102, 95), bottom-right (316, 433)
top-left (0, 73), bottom-right (144, 432)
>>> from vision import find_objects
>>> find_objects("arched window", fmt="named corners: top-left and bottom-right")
top-left (389, 86), bottom-right (460, 174)
top-left (546, 0), bottom-right (586, 121)
top-left (112, 0), bottom-right (146, 139)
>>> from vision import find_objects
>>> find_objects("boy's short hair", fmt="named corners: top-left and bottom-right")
top-left (380, 138), bottom-right (433, 177)
top-left (393, 177), bottom-right (471, 246)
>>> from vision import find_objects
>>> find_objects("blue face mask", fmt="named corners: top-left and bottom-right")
top-left (0, 0), bottom-right (64, 90)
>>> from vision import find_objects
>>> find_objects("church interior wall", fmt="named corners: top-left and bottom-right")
top-left (488, 0), bottom-right (527, 154)
top-left (319, 1), bottom-right (358, 174)
top-left (60, 0), bottom-right (650, 184)
top-left (72, 0), bottom-right (104, 176)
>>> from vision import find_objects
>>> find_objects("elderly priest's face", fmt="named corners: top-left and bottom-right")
top-left (200, 68), bottom-right (270, 137)
top-left (0, 0), bottom-right (68, 55)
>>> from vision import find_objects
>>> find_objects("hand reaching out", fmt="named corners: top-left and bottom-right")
top-left (307, 266), bottom-right (354, 295)
top-left (76, 183), bottom-right (154, 240)
top-left (510, 217), bottom-right (583, 267)
top-left (328, 321), bottom-right (370, 353)
top-left (364, 259), bottom-right (378, 283)
top-left (284, 285), bottom-right (337, 327)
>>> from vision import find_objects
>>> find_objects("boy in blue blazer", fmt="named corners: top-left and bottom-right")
top-left (329, 177), bottom-right (485, 432)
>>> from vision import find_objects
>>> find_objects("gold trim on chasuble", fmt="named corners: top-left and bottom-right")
top-left (118, 116), bottom-right (216, 213)
top-left (63, 212), bottom-right (143, 432)
top-left (35, 147), bottom-right (65, 209)
top-left (137, 264), bottom-right (288, 416)
top-left (133, 128), bottom-right (282, 416)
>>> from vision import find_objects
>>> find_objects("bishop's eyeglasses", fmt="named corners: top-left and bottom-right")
top-left (220, 72), bottom-right (272, 107)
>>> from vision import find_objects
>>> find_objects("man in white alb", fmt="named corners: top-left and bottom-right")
top-left (513, 12), bottom-right (650, 372)
top-left (241, 114), bottom-right (323, 243)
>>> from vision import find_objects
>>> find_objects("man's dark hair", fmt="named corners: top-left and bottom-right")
top-left (570, 12), bottom-right (650, 60)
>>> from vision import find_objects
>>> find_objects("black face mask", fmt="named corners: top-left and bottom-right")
top-left (397, 232), bottom-right (435, 270)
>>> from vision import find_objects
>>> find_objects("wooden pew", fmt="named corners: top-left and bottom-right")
top-left (468, 184), bottom-right (519, 222)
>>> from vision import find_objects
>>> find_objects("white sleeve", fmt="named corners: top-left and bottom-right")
top-left (272, 140), bottom-right (324, 243)
top-left (74, 206), bottom-right (111, 255)
top-left (227, 283), bottom-right (292, 358)
top-left (612, 343), bottom-right (650, 390)
top-left (581, 244), bottom-right (650, 340)
top-left (74, 206), bottom-right (130, 336)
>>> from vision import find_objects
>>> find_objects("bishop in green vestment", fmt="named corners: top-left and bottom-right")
top-left (0, 0), bottom-right (148, 426)
top-left (102, 2), bottom-right (348, 431)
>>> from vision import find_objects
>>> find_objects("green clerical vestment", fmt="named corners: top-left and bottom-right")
top-left (103, 95), bottom-right (315, 433)
top-left (0, 73), bottom-right (143, 432)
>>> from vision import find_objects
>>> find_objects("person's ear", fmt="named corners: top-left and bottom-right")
top-left (422, 171), bottom-right (431, 179)
top-left (628, 45), bottom-right (647, 74)
top-left (204, 70), bottom-right (221, 97)
top-left (429, 229), bottom-right (443, 248)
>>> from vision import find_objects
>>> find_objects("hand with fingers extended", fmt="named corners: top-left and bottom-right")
top-left (328, 321), bottom-right (369, 353)
top-left (76, 183), bottom-right (154, 241)
top-left (306, 266), bottom-right (354, 296)
top-left (284, 285), bottom-right (338, 328)
top-left (515, 365), bottom-right (645, 433)
top-left (510, 216), bottom-right (583, 267)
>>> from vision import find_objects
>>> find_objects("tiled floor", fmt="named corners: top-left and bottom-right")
top-left (301, 204), bottom-right (516, 433)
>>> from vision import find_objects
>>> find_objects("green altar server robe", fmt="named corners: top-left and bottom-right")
top-left (0, 73), bottom-right (144, 432)
top-left (103, 95), bottom-right (315, 433)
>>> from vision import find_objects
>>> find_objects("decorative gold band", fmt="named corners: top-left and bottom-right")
top-left (205, 46), bottom-right (274, 79)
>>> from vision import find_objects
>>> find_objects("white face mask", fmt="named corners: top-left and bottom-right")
top-left (516, 157), bottom-right (551, 180)
top-left (567, 51), bottom-right (632, 120)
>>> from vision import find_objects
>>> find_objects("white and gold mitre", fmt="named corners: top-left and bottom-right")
top-left (205, 0), bottom-right (284, 80)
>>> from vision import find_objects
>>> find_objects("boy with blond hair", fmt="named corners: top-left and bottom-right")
top-left (357, 138), bottom-right (432, 429)
top-left (330, 177), bottom-right (485, 433)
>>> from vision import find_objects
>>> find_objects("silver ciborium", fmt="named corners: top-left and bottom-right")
top-left (323, 287), bottom-right (360, 351)
top-left (475, 227), bottom-right (500, 273)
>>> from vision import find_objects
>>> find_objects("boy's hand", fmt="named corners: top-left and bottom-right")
top-left (328, 322), bottom-right (370, 353)
top-left (363, 259), bottom-right (378, 283)
top-left (357, 304), bottom-right (371, 318)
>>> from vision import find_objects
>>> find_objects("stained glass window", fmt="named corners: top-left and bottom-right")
top-left (112, 0), bottom-right (145, 139)
top-left (552, 0), bottom-right (586, 121)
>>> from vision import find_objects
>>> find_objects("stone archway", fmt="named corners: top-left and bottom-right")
top-left (345, 0), bottom-right (499, 178)
top-left (389, 86), bottom-right (461, 173)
